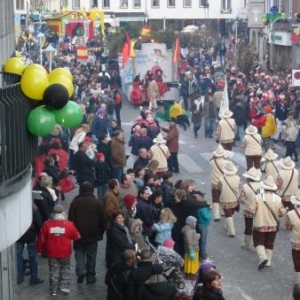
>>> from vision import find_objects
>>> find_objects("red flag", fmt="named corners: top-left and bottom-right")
top-left (122, 34), bottom-right (131, 66)
top-left (291, 32), bottom-right (299, 45)
top-left (173, 37), bottom-right (181, 64)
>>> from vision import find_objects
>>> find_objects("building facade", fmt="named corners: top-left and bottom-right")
top-left (1, 1), bottom-right (38, 299)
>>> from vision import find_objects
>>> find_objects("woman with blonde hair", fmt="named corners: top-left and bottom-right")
top-left (153, 207), bottom-right (177, 246)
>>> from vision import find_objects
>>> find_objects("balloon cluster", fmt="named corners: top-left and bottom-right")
top-left (3, 58), bottom-right (83, 137)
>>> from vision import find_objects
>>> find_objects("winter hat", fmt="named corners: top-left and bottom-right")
top-left (263, 106), bottom-right (272, 113)
top-left (124, 194), bottom-right (137, 209)
top-left (53, 205), bottom-right (64, 214)
top-left (84, 136), bottom-right (92, 142)
top-left (163, 239), bottom-right (175, 249)
top-left (96, 152), bottom-right (105, 160)
top-left (186, 216), bottom-right (197, 227)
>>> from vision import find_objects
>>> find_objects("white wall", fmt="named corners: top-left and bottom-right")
top-left (0, 178), bottom-right (32, 252)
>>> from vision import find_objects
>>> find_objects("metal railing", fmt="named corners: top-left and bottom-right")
top-left (0, 73), bottom-right (38, 190)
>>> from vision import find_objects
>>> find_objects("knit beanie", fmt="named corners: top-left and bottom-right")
top-left (163, 239), bottom-right (175, 249)
top-left (124, 194), bottom-right (136, 209)
top-left (186, 216), bottom-right (197, 227)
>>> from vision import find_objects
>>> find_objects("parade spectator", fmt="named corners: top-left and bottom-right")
top-left (37, 205), bottom-right (80, 296)
top-left (103, 179), bottom-right (121, 219)
top-left (273, 93), bottom-right (289, 142)
top-left (190, 97), bottom-right (202, 138)
top-left (232, 100), bottom-right (246, 142)
top-left (261, 105), bottom-right (276, 151)
top-left (136, 186), bottom-right (154, 239)
top-left (119, 173), bottom-right (138, 204)
top-left (137, 128), bottom-right (153, 151)
top-left (123, 194), bottom-right (138, 227)
top-left (182, 216), bottom-right (200, 279)
top-left (91, 108), bottom-right (109, 140)
top-left (126, 249), bottom-right (153, 300)
top-left (128, 125), bottom-right (141, 156)
top-left (72, 142), bottom-right (96, 186)
top-left (162, 121), bottom-right (180, 173)
top-left (139, 264), bottom-right (177, 300)
top-left (17, 204), bottom-right (43, 285)
top-left (134, 165), bottom-right (146, 189)
top-left (111, 130), bottom-right (127, 181)
top-left (203, 95), bottom-right (217, 138)
top-left (282, 111), bottom-right (299, 161)
top-left (95, 152), bottom-right (110, 200)
top-left (68, 182), bottom-right (106, 284)
top-left (106, 210), bottom-right (135, 268)
top-left (149, 190), bottom-right (164, 223)
top-left (161, 171), bottom-right (174, 207)
top-left (97, 134), bottom-right (112, 167)
top-left (113, 88), bottom-right (123, 127)
top-left (105, 249), bottom-right (136, 300)
top-left (153, 208), bottom-right (177, 246)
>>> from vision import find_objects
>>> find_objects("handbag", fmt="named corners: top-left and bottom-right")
top-left (59, 175), bottom-right (75, 194)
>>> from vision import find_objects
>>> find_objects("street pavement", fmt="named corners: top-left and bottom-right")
top-left (17, 99), bottom-right (297, 300)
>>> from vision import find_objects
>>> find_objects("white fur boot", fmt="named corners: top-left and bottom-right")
top-left (256, 245), bottom-right (268, 270)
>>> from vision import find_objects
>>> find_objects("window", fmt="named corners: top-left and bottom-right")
top-left (200, 0), bottom-right (208, 7)
top-left (168, 0), bottom-right (175, 8)
top-left (120, 0), bottom-right (128, 8)
top-left (103, 0), bottom-right (110, 9)
top-left (222, 0), bottom-right (231, 10)
top-left (90, 0), bottom-right (98, 7)
top-left (60, 0), bottom-right (68, 7)
top-left (183, 0), bottom-right (191, 7)
top-left (133, 0), bottom-right (141, 8)
top-left (151, 0), bottom-right (160, 8)
top-left (72, 0), bottom-right (80, 10)
top-left (16, 0), bottom-right (25, 10)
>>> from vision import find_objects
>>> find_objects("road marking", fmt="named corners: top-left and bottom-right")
top-left (178, 153), bottom-right (202, 173)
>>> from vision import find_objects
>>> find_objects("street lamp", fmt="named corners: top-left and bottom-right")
top-left (43, 44), bottom-right (56, 71)
top-left (36, 32), bottom-right (44, 66)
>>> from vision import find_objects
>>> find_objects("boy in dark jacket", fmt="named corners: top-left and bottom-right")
top-left (105, 249), bottom-right (136, 300)
top-left (16, 204), bottom-right (43, 285)
top-left (95, 152), bottom-right (110, 201)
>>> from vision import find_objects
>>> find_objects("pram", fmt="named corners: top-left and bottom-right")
top-left (148, 242), bottom-right (186, 290)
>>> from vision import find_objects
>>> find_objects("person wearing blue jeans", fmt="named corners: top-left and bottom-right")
top-left (203, 96), bottom-right (217, 138)
top-left (16, 204), bottom-right (43, 285)
top-left (196, 199), bottom-right (212, 262)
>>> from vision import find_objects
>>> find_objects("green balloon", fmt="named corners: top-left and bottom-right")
top-left (54, 101), bottom-right (83, 128)
top-left (27, 106), bottom-right (56, 137)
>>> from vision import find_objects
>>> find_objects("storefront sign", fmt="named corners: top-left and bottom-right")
top-left (269, 32), bottom-right (292, 46)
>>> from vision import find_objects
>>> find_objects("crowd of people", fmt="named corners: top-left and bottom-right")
top-left (14, 26), bottom-right (300, 300)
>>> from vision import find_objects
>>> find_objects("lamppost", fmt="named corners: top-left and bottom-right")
top-left (36, 32), bottom-right (44, 66)
top-left (43, 44), bottom-right (56, 71)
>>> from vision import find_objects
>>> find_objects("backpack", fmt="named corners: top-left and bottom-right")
top-left (114, 92), bottom-right (122, 106)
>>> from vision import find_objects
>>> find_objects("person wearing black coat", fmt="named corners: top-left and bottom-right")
top-left (105, 249), bottom-right (136, 300)
top-left (97, 134), bottom-right (112, 167)
top-left (139, 264), bottom-right (177, 300)
top-left (106, 210), bottom-right (135, 268)
top-left (43, 155), bottom-right (68, 187)
top-left (16, 204), bottom-right (43, 285)
top-left (161, 171), bottom-right (174, 208)
top-left (68, 182), bottom-right (107, 284)
top-left (95, 153), bottom-right (110, 200)
top-left (72, 142), bottom-right (96, 186)
top-left (193, 269), bottom-right (226, 300)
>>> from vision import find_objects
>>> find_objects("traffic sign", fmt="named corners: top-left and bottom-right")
top-left (270, 6), bottom-right (278, 14)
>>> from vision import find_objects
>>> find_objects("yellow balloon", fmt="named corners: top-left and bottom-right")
top-left (21, 69), bottom-right (49, 100)
top-left (48, 68), bottom-right (73, 82)
top-left (48, 75), bottom-right (74, 98)
top-left (24, 64), bottom-right (48, 76)
top-left (4, 57), bottom-right (26, 75)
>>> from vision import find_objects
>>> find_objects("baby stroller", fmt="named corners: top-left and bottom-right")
top-left (149, 242), bottom-right (186, 290)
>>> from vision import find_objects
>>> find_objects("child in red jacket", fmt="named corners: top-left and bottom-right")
top-left (37, 205), bottom-right (80, 296)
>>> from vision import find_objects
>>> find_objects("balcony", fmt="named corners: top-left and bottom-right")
top-left (220, 8), bottom-right (232, 14)
top-left (0, 73), bottom-right (38, 198)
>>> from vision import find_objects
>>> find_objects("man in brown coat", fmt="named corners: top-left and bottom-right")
top-left (103, 179), bottom-right (121, 219)
top-left (111, 130), bottom-right (126, 181)
top-left (162, 121), bottom-right (180, 173)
